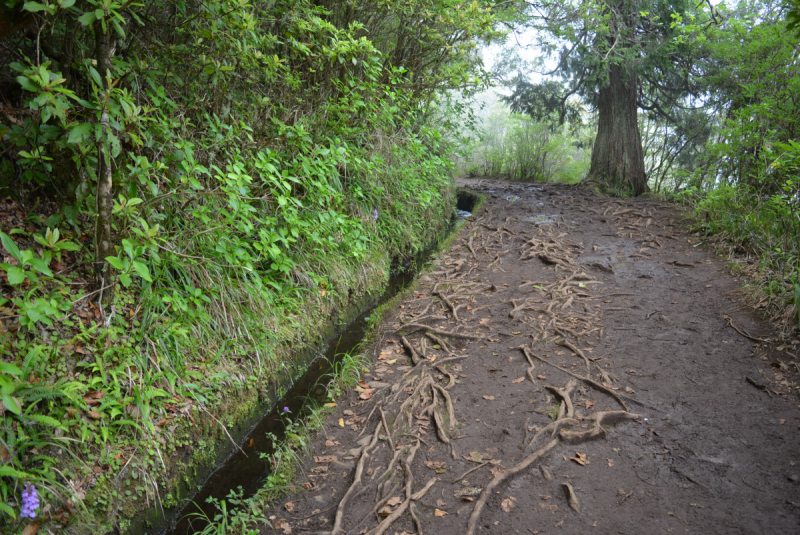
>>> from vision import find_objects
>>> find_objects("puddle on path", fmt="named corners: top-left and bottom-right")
top-left (526, 214), bottom-right (560, 224)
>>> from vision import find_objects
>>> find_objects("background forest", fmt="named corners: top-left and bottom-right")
top-left (0, 0), bottom-right (799, 533)
top-left (460, 0), bottom-right (800, 337)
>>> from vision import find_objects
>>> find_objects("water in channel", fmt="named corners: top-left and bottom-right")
top-left (163, 207), bottom-right (472, 535)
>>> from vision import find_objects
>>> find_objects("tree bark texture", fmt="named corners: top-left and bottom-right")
top-left (588, 63), bottom-right (648, 196)
top-left (94, 22), bottom-right (116, 303)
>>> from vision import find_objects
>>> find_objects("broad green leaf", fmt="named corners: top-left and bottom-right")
top-left (132, 261), bottom-right (153, 282)
top-left (57, 240), bottom-right (81, 251)
top-left (67, 122), bottom-right (93, 144)
top-left (119, 273), bottom-right (132, 288)
top-left (5, 266), bottom-right (26, 285)
top-left (105, 256), bottom-right (125, 270)
top-left (1, 393), bottom-right (22, 415)
top-left (78, 11), bottom-right (96, 26)
top-left (27, 257), bottom-right (54, 276)
top-left (0, 363), bottom-right (22, 376)
top-left (0, 501), bottom-right (16, 519)
top-left (23, 2), bottom-right (50, 13)
top-left (0, 231), bottom-right (21, 261)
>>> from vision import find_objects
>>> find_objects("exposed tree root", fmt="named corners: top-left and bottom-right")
top-left (453, 461), bottom-right (490, 483)
top-left (426, 332), bottom-right (454, 354)
top-left (400, 335), bottom-right (420, 366)
top-left (559, 411), bottom-right (641, 445)
top-left (331, 422), bottom-right (383, 535)
top-left (435, 365), bottom-right (456, 389)
top-left (724, 314), bottom-right (770, 343)
top-left (521, 347), bottom-right (629, 411)
top-left (563, 482), bottom-right (580, 512)
top-left (365, 442), bottom-right (422, 535)
top-left (435, 291), bottom-right (461, 322)
top-left (465, 439), bottom-right (559, 535)
top-left (556, 339), bottom-right (591, 376)
top-left (547, 379), bottom-right (577, 420)
top-left (397, 323), bottom-right (484, 340)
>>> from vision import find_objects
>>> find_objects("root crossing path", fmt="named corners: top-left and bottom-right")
top-left (260, 180), bottom-right (800, 535)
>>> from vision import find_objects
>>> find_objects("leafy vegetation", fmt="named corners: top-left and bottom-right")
top-left (458, 94), bottom-right (591, 183)
top-left (0, 0), bottom-right (509, 532)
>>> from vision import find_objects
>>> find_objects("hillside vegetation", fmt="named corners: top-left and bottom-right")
top-left (0, 1), bottom-right (510, 532)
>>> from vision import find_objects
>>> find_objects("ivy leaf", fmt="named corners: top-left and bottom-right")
top-left (132, 261), bottom-right (153, 282)
top-left (68, 122), bottom-right (93, 144)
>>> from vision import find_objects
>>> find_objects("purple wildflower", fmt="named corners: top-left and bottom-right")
top-left (373, 209), bottom-right (378, 221)
top-left (20, 483), bottom-right (39, 519)
top-left (283, 406), bottom-right (290, 412)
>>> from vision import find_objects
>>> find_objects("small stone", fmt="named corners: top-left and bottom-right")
top-left (789, 474), bottom-right (799, 482)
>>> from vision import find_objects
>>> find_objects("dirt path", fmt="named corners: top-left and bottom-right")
top-left (260, 179), bottom-right (800, 535)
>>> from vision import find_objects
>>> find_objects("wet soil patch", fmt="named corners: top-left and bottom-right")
top-left (259, 179), bottom-right (800, 535)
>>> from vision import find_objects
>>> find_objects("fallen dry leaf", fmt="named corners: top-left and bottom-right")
top-left (436, 499), bottom-right (447, 507)
top-left (607, 458), bottom-right (614, 467)
top-left (512, 377), bottom-right (525, 384)
top-left (386, 496), bottom-right (402, 507)
top-left (359, 388), bottom-right (375, 400)
top-left (87, 410), bottom-right (102, 420)
top-left (21, 520), bottom-right (43, 535)
top-left (0, 444), bottom-right (9, 463)
top-left (378, 506), bottom-right (393, 517)
top-left (285, 502), bottom-right (294, 512)
top-left (483, 395), bottom-right (495, 401)
top-left (463, 451), bottom-right (487, 463)
top-left (325, 439), bottom-right (337, 447)
top-left (571, 452), bottom-right (588, 466)
top-left (584, 399), bottom-right (595, 409)
top-left (624, 386), bottom-right (635, 394)
top-left (275, 519), bottom-right (292, 534)
top-left (537, 374), bottom-right (547, 380)
top-left (314, 455), bottom-right (337, 463)
top-left (501, 496), bottom-right (517, 512)
top-left (540, 503), bottom-right (559, 513)
top-left (425, 460), bottom-right (448, 473)
top-left (338, 418), bottom-right (344, 428)
top-left (434, 508), bottom-right (449, 517)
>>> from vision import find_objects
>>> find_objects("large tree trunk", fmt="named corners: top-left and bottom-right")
top-left (588, 63), bottom-right (648, 196)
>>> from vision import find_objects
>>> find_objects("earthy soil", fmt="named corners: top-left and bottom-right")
top-left (259, 179), bottom-right (800, 535)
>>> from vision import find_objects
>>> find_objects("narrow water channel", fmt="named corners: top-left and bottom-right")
top-left (162, 199), bottom-right (475, 535)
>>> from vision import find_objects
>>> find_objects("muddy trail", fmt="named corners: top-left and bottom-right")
top-left (258, 179), bottom-right (800, 535)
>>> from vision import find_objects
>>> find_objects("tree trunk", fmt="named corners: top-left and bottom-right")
top-left (94, 22), bottom-right (116, 305)
top-left (588, 63), bottom-right (648, 196)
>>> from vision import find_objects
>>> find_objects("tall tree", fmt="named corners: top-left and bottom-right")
top-left (503, 0), bottom-right (706, 195)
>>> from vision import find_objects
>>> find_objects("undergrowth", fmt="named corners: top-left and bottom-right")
top-left (675, 180), bottom-right (800, 339)
top-left (0, 0), bottom-right (505, 532)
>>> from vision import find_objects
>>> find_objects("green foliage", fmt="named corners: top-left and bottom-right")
top-left (458, 96), bottom-right (590, 183)
top-left (0, 0), bottom-right (507, 530)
